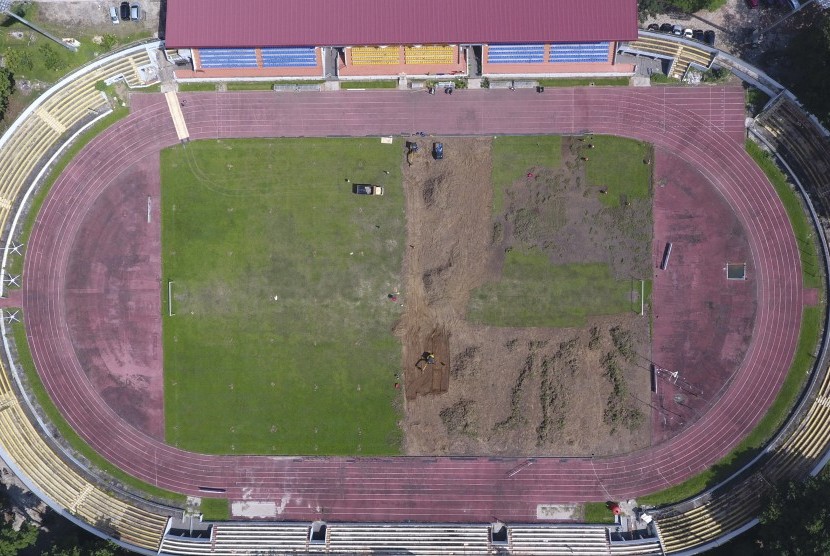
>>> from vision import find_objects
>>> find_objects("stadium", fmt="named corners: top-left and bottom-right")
top-left (0, 0), bottom-right (827, 555)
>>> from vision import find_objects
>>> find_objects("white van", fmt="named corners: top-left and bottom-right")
top-left (109, 6), bottom-right (119, 24)
top-left (130, 4), bottom-right (140, 20)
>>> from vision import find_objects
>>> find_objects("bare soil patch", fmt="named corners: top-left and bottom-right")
top-left (399, 137), bottom-right (653, 457)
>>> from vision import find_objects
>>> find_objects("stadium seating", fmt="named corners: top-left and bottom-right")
top-left (350, 46), bottom-right (400, 65)
top-left (0, 47), bottom-right (155, 249)
top-left (754, 96), bottom-right (830, 218)
top-left (508, 525), bottom-right (611, 554)
top-left (487, 44), bottom-right (545, 64)
top-left (325, 524), bottom-right (490, 554)
top-left (621, 36), bottom-right (714, 79)
top-left (0, 43), bottom-right (171, 553)
top-left (404, 45), bottom-right (455, 65)
top-left (197, 48), bottom-right (259, 69)
top-left (261, 47), bottom-right (318, 68)
top-left (549, 42), bottom-right (611, 63)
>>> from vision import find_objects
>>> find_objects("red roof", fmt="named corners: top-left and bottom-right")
top-left (164, 0), bottom-right (638, 49)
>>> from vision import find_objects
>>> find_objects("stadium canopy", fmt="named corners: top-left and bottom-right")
top-left (164, 0), bottom-right (638, 49)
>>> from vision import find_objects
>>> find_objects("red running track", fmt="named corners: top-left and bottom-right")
top-left (21, 87), bottom-right (801, 522)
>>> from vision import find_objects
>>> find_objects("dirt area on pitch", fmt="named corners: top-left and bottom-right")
top-left (398, 137), bottom-right (652, 457)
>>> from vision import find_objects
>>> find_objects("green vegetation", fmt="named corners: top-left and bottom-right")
top-left (584, 135), bottom-right (653, 207)
top-left (162, 138), bottom-right (405, 455)
top-left (178, 82), bottom-right (217, 92)
top-left (776, 10), bottom-right (830, 126)
top-left (340, 80), bottom-right (398, 89)
top-left (536, 77), bottom-right (630, 87)
top-left (649, 73), bottom-right (678, 85)
top-left (10, 319), bottom-right (186, 503)
top-left (0, 521), bottom-right (38, 555)
top-left (746, 87), bottom-right (770, 116)
top-left (200, 498), bottom-right (230, 521)
top-left (758, 467), bottom-right (830, 555)
top-left (638, 0), bottom-right (727, 21)
top-left (0, 6), bottom-right (151, 126)
top-left (491, 135), bottom-right (561, 213)
top-left (131, 83), bottom-right (161, 93)
top-left (0, 69), bottom-right (12, 121)
top-left (640, 304), bottom-right (822, 506)
top-left (0, 6), bottom-right (150, 86)
top-left (468, 251), bottom-right (639, 328)
top-left (225, 81), bottom-right (277, 91)
top-left (4, 105), bottom-right (131, 281)
top-left (746, 139), bottom-right (822, 289)
top-left (584, 502), bottom-right (616, 524)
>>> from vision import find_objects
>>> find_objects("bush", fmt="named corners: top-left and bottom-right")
top-left (39, 43), bottom-right (64, 71)
top-left (0, 69), bottom-right (12, 121)
top-left (4, 48), bottom-right (34, 73)
top-left (101, 34), bottom-right (119, 51)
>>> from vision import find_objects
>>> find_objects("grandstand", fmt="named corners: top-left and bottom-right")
top-left (618, 34), bottom-right (715, 80)
top-left (157, 522), bottom-right (664, 555)
top-left (165, 0), bottom-right (637, 80)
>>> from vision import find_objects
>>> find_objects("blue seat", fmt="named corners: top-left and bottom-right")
top-left (261, 47), bottom-right (317, 68)
top-left (549, 43), bottom-right (610, 64)
top-left (199, 48), bottom-right (258, 69)
top-left (487, 44), bottom-right (544, 64)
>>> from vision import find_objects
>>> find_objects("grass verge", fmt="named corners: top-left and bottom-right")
top-left (467, 251), bottom-right (639, 328)
top-left (162, 138), bottom-right (405, 455)
top-left (178, 82), bottom-right (217, 92)
top-left (226, 81), bottom-right (277, 91)
top-left (340, 80), bottom-right (398, 89)
top-left (199, 498), bottom-right (230, 521)
top-left (491, 135), bottom-right (561, 214)
top-left (746, 139), bottom-right (822, 289)
top-left (640, 304), bottom-right (822, 506)
top-left (584, 502), bottom-right (616, 524)
top-left (10, 319), bottom-right (185, 503)
top-left (536, 77), bottom-right (630, 87)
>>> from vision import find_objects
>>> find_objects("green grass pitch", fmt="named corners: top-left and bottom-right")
top-left (467, 251), bottom-right (640, 328)
top-left (472, 135), bottom-right (651, 328)
top-left (584, 135), bottom-right (653, 207)
top-left (161, 138), bottom-right (404, 455)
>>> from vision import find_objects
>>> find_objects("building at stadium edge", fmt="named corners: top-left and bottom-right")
top-left (164, 0), bottom-right (638, 81)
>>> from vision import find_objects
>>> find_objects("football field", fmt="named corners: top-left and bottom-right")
top-left (161, 138), bottom-right (405, 455)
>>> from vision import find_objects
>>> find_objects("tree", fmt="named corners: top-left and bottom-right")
top-left (39, 43), bottom-right (64, 72)
top-left (778, 11), bottom-right (830, 126)
top-left (4, 48), bottom-right (34, 74)
top-left (0, 68), bottom-right (12, 121)
top-left (638, 0), bottom-right (727, 20)
top-left (757, 471), bottom-right (830, 555)
top-left (0, 522), bottom-right (38, 556)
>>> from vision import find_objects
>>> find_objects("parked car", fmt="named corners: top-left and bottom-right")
top-left (659, 23), bottom-right (674, 33)
top-left (745, 0), bottom-right (759, 8)
top-left (692, 29), bottom-right (705, 42)
top-left (353, 184), bottom-right (384, 195)
top-left (683, 28), bottom-right (694, 38)
top-left (432, 142), bottom-right (443, 160)
top-left (120, 2), bottom-right (130, 20)
top-left (704, 30), bottom-right (716, 46)
top-left (672, 24), bottom-right (683, 35)
top-left (647, 23), bottom-right (660, 31)
top-left (109, 6), bottom-right (120, 24)
top-left (130, 3), bottom-right (140, 20)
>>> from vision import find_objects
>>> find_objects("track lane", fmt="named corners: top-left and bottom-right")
top-left (20, 87), bottom-right (802, 522)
